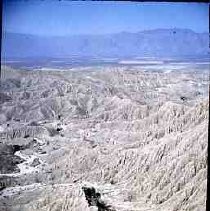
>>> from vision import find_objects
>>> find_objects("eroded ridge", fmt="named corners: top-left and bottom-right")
top-left (0, 65), bottom-right (208, 211)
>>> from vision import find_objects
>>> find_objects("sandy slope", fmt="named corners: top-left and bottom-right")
top-left (0, 65), bottom-right (208, 211)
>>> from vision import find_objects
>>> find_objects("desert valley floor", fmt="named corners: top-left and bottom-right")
top-left (0, 63), bottom-right (209, 211)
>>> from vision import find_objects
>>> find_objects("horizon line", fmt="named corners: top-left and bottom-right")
top-left (3, 27), bottom-right (209, 37)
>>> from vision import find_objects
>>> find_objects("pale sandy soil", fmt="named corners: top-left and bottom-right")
top-left (0, 64), bottom-right (208, 211)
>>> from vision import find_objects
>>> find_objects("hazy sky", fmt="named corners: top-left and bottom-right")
top-left (3, 0), bottom-right (209, 36)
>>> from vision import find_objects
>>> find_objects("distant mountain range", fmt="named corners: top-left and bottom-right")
top-left (1, 28), bottom-right (209, 59)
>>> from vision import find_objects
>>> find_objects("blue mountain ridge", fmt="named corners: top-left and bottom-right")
top-left (2, 28), bottom-right (209, 59)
